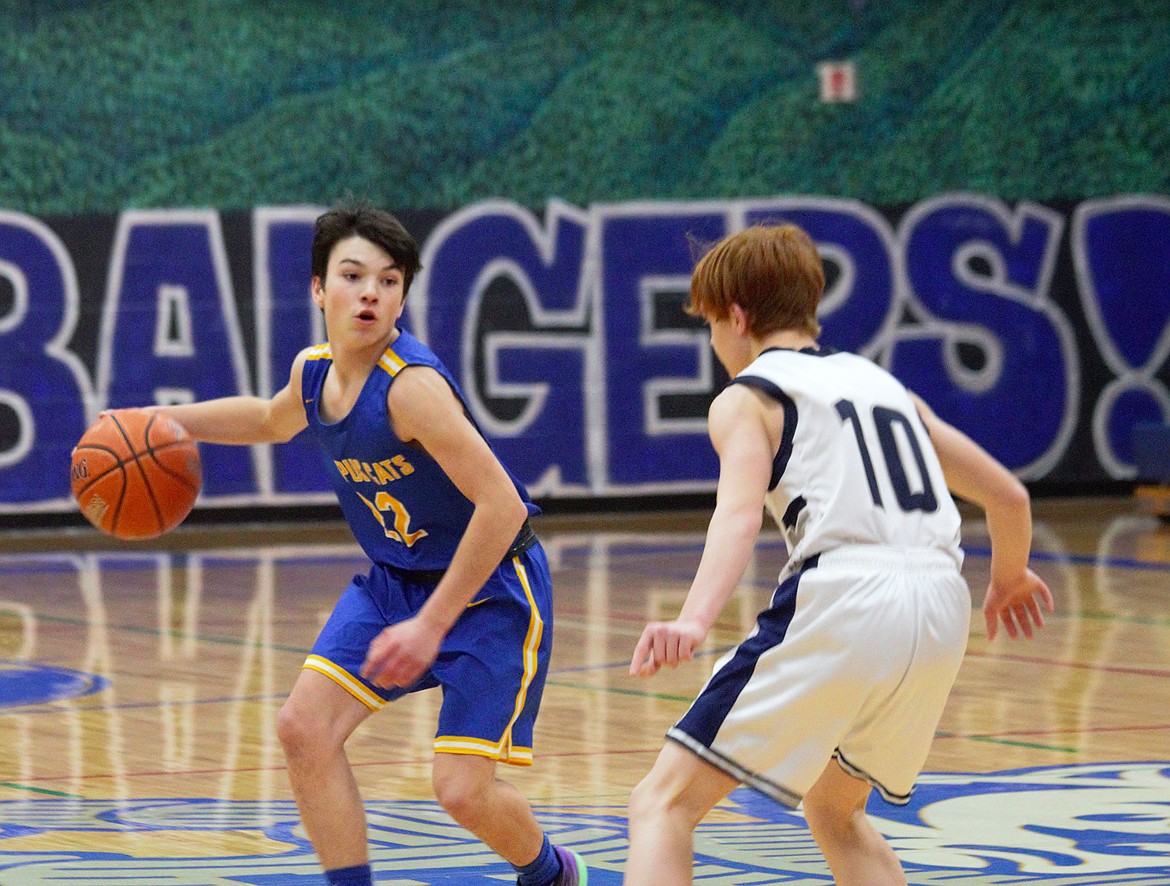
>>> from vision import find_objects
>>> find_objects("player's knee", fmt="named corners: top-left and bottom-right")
top-left (802, 794), bottom-right (842, 839)
top-left (627, 775), bottom-right (654, 821)
top-left (276, 698), bottom-right (327, 757)
top-left (432, 763), bottom-right (488, 823)
top-left (802, 789), bottom-right (865, 843)
top-left (628, 770), bottom-right (701, 829)
top-left (803, 764), bottom-right (872, 839)
top-left (628, 773), bottom-right (663, 820)
top-left (275, 702), bottom-right (305, 754)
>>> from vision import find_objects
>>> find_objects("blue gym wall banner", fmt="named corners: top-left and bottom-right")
top-left (0, 194), bottom-right (1166, 513)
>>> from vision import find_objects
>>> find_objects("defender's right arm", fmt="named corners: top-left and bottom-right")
top-left (629, 384), bottom-right (778, 676)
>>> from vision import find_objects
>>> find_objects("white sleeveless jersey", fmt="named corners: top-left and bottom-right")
top-left (733, 347), bottom-right (963, 575)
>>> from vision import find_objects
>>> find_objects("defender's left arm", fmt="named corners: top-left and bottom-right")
top-left (912, 393), bottom-right (1054, 640)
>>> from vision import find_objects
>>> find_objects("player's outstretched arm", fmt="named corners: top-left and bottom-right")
top-left (630, 385), bottom-right (776, 676)
top-left (911, 394), bottom-right (1054, 640)
top-left (149, 350), bottom-right (311, 446)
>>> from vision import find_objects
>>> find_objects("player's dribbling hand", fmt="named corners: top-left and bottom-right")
top-left (983, 567), bottom-right (1055, 641)
top-left (629, 618), bottom-right (707, 677)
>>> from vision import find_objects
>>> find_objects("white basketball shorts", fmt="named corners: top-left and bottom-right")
top-left (668, 545), bottom-right (971, 807)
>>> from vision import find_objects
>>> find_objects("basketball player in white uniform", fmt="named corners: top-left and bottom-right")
top-left (624, 224), bottom-right (1054, 886)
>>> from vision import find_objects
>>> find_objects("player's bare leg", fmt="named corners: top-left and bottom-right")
top-left (277, 669), bottom-right (374, 871)
top-left (625, 741), bottom-right (739, 885)
top-left (431, 753), bottom-right (547, 865)
top-left (802, 759), bottom-right (906, 886)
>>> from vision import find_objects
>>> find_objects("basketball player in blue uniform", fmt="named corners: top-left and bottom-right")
top-left (624, 223), bottom-right (1054, 885)
top-left (150, 201), bottom-right (585, 886)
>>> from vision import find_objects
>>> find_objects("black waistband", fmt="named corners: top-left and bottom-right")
top-left (387, 518), bottom-right (537, 586)
top-left (505, 517), bottom-right (538, 561)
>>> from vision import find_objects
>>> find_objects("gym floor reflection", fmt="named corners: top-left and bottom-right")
top-left (0, 497), bottom-right (1167, 884)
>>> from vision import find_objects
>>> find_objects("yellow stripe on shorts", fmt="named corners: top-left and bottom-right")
top-left (303, 654), bottom-right (386, 711)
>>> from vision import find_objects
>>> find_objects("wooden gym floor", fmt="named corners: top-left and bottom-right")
top-left (0, 496), bottom-right (1167, 884)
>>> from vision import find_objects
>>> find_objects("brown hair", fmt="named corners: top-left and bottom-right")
top-left (686, 224), bottom-right (824, 338)
top-left (312, 198), bottom-right (422, 294)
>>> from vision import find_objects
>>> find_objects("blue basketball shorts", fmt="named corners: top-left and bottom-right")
top-left (303, 543), bottom-right (553, 766)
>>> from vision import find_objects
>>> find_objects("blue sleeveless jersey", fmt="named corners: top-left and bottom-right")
top-left (300, 330), bottom-right (539, 572)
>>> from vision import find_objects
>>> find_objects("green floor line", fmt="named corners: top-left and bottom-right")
top-left (546, 678), bottom-right (693, 702)
top-left (1078, 609), bottom-right (1170, 628)
top-left (967, 735), bottom-right (1079, 753)
top-left (0, 782), bottom-right (85, 798)
top-left (28, 612), bottom-right (311, 655)
top-left (537, 791), bottom-right (629, 804)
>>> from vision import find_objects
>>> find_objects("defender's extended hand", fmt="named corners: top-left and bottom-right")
top-left (983, 568), bottom-right (1055, 641)
top-left (630, 618), bottom-right (707, 677)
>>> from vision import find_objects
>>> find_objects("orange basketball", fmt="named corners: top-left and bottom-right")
top-left (70, 409), bottom-right (202, 540)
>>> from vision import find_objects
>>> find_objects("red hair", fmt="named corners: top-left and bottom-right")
top-left (686, 224), bottom-right (824, 338)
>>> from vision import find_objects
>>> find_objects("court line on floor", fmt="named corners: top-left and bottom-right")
top-left (963, 649), bottom-right (1170, 679)
top-left (5, 543), bottom-right (1166, 768)
top-left (552, 542), bottom-right (1170, 629)
top-left (0, 781), bottom-right (85, 798)
top-left (3, 745), bottom-right (666, 789)
top-left (938, 721), bottom-right (1170, 741)
top-left (15, 611), bottom-right (314, 654)
top-left (3, 535), bottom-right (1169, 576)
top-left (963, 544), bottom-right (1170, 572)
